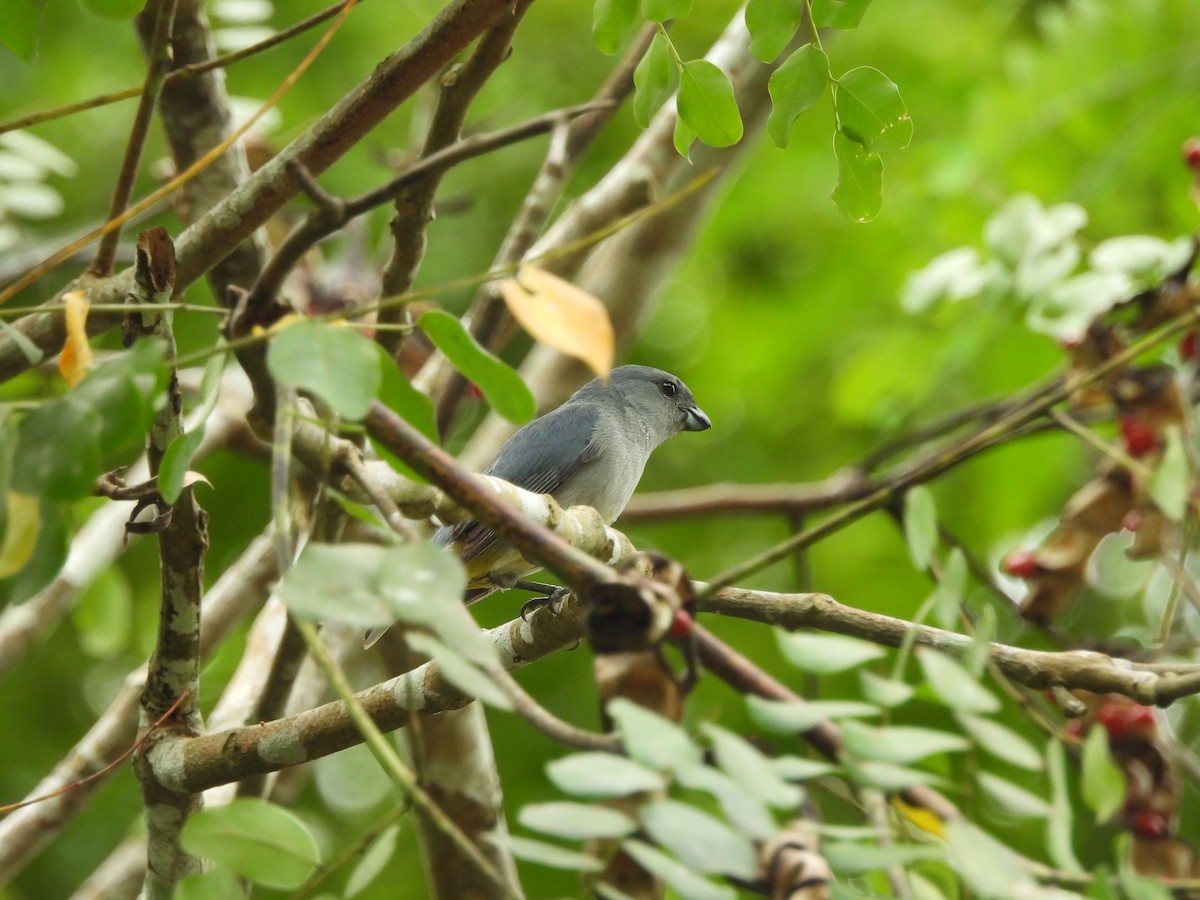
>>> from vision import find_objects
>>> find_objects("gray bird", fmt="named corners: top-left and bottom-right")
top-left (365, 365), bottom-right (710, 646)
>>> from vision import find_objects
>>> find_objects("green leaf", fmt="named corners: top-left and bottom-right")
top-left (772, 755), bottom-right (837, 782)
top-left (592, 0), bottom-right (637, 55)
top-left (276, 541), bottom-right (469, 637)
top-left (977, 772), bottom-right (1052, 819)
top-left (0, 0), bottom-right (47, 59)
top-left (419, 310), bottom-right (535, 424)
top-left (1150, 425), bottom-right (1189, 522)
top-left (76, 0), bottom-right (143, 19)
top-left (496, 834), bottom-right (604, 872)
top-left (962, 604), bottom-right (995, 676)
top-left (917, 649), bottom-right (999, 713)
top-left (824, 841), bottom-right (944, 874)
top-left (1081, 725), bottom-right (1126, 822)
top-left (14, 342), bottom-right (165, 500)
top-left (546, 752), bottom-right (665, 798)
top-left (621, 840), bottom-right (735, 900)
top-left (703, 723), bottom-right (803, 808)
top-left (176, 867), bottom-right (244, 900)
top-left (607, 698), bottom-right (702, 770)
top-left (181, 798), bottom-right (321, 889)
top-left (0, 499), bottom-right (67, 604)
top-left (831, 130), bottom-right (882, 223)
top-left (747, 696), bottom-right (879, 734)
top-left (746, 0), bottom-right (802, 62)
top-left (932, 547), bottom-right (967, 629)
top-left (71, 567), bottom-right (132, 659)
top-left (1046, 738), bottom-right (1085, 874)
top-left (903, 485), bottom-right (938, 570)
top-left (674, 763), bottom-right (777, 841)
top-left (13, 397), bottom-right (101, 500)
top-left (840, 721), bottom-right (968, 764)
top-left (833, 66), bottom-right (912, 152)
top-left (404, 632), bottom-right (513, 710)
top-left (766, 44), bottom-right (830, 148)
top-left (944, 820), bottom-right (1034, 897)
top-left (846, 760), bottom-right (944, 791)
top-left (859, 670), bottom-right (915, 707)
top-left (519, 802), bottom-right (636, 840)
top-left (374, 344), bottom-right (436, 441)
top-left (641, 0), bottom-right (691, 22)
top-left (777, 630), bottom-right (885, 673)
top-left (957, 713), bottom-right (1043, 771)
top-left (159, 352), bottom-right (225, 504)
top-left (344, 825), bottom-right (399, 898)
top-left (811, 0), bottom-right (873, 28)
top-left (640, 799), bottom-right (758, 879)
top-left (633, 31), bottom-right (673, 127)
top-left (677, 60), bottom-right (743, 148)
top-left (673, 114), bottom-right (695, 159)
top-left (267, 319), bottom-right (380, 420)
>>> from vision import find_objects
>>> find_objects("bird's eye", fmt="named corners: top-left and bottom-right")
top-left (660, 381), bottom-right (677, 397)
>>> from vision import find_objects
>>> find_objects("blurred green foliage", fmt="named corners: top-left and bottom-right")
top-left (1, 0), bottom-right (1199, 896)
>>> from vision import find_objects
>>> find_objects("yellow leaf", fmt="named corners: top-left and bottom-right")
top-left (890, 795), bottom-right (947, 839)
top-left (0, 492), bottom-right (40, 579)
top-left (58, 290), bottom-right (92, 387)
top-left (498, 266), bottom-right (614, 378)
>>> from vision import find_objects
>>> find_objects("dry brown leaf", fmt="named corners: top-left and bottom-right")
top-left (58, 290), bottom-right (92, 387)
top-left (498, 266), bottom-right (614, 378)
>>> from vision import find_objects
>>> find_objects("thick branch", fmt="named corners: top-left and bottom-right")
top-left (705, 587), bottom-right (1200, 707)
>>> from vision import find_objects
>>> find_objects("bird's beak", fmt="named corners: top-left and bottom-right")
top-left (683, 405), bottom-right (712, 432)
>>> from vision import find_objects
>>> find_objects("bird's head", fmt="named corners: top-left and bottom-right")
top-left (590, 365), bottom-right (712, 441)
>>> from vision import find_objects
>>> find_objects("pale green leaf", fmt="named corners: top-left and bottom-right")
top-left (1081, 724), bottom-right (1126, 822)
top-left (519, 802), bottom-right (636, 840)
top-left (957, 713), bottom-right (1042, 771)
top-left (621, 840), bottom-right (735, 900)
top-left (607, 698), bottom-right (702, 770)
top-left (640, 799), bottom-right (758, 878)
top-left (496, 834), bottom-right (604, 872)
top-left (267, 319), bottom-right (380, 420)
top-left (592, 0), bottom-right (637, 54)
top-left (546, 752), bottom-right (665, 798)
top-left (181, 799), bottom-right (320, 890)
top-left (777, 630), bottom-right (885, 673)
top-left (344, 825), bottom-right (399, 897)
top-left (977, 772), bottom-right (1052, 819)
top-left (747, 696), bottom-right (879, 734)
top-left (1149, 426), bottom-right (1189, 522)
top-left (811, 0), bottom-right (873, 28)
top-left (904, 485), bottom-right (938, 570)
top-left (917, 649), bottom-right (999, 713)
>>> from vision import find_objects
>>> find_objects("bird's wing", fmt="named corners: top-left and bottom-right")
top-left (446, 403), bottom-right (602, 565)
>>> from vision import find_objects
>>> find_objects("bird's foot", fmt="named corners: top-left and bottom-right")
top-left (519, 585), bottom-right (571, 621)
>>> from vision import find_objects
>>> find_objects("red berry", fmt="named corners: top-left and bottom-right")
top-left (1095, 701), bottom-right (1156, 738)
top-left (1181, 332), bottom-right (1199, 362)
top-left (667, 609), bottom-right (694, 639)
top-left (1002, 549), bottom-right (1041, 579)
top-left (1184, 138), bottom-right (1200, 172)
top-left (1119, 416), bottom-right (1158, 458)
top-left (1128, 809), bottom-right (1169, 839)
top-left (466, 382), bottom-right (484, 400)
top-left (1064, 718), bottom-right (1088, 739)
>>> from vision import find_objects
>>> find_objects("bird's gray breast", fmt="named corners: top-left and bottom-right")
top-left (554, 412), bottom-right (652, 522)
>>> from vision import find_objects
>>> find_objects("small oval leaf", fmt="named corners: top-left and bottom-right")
top-left (833, 66), bottom-right (912, 152)
top-left (767, 44), bottom-right (830, 148)
top-left (419, 310), bottom-right (535, 424)
top-left (831, 130), bottom-right (882, 222)
top-left (678, 60), bottom-right (743, 148)
top-left (180, 799), bottom-right (320, 890)
top-left (267, 319), bottom-right (381, 420)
